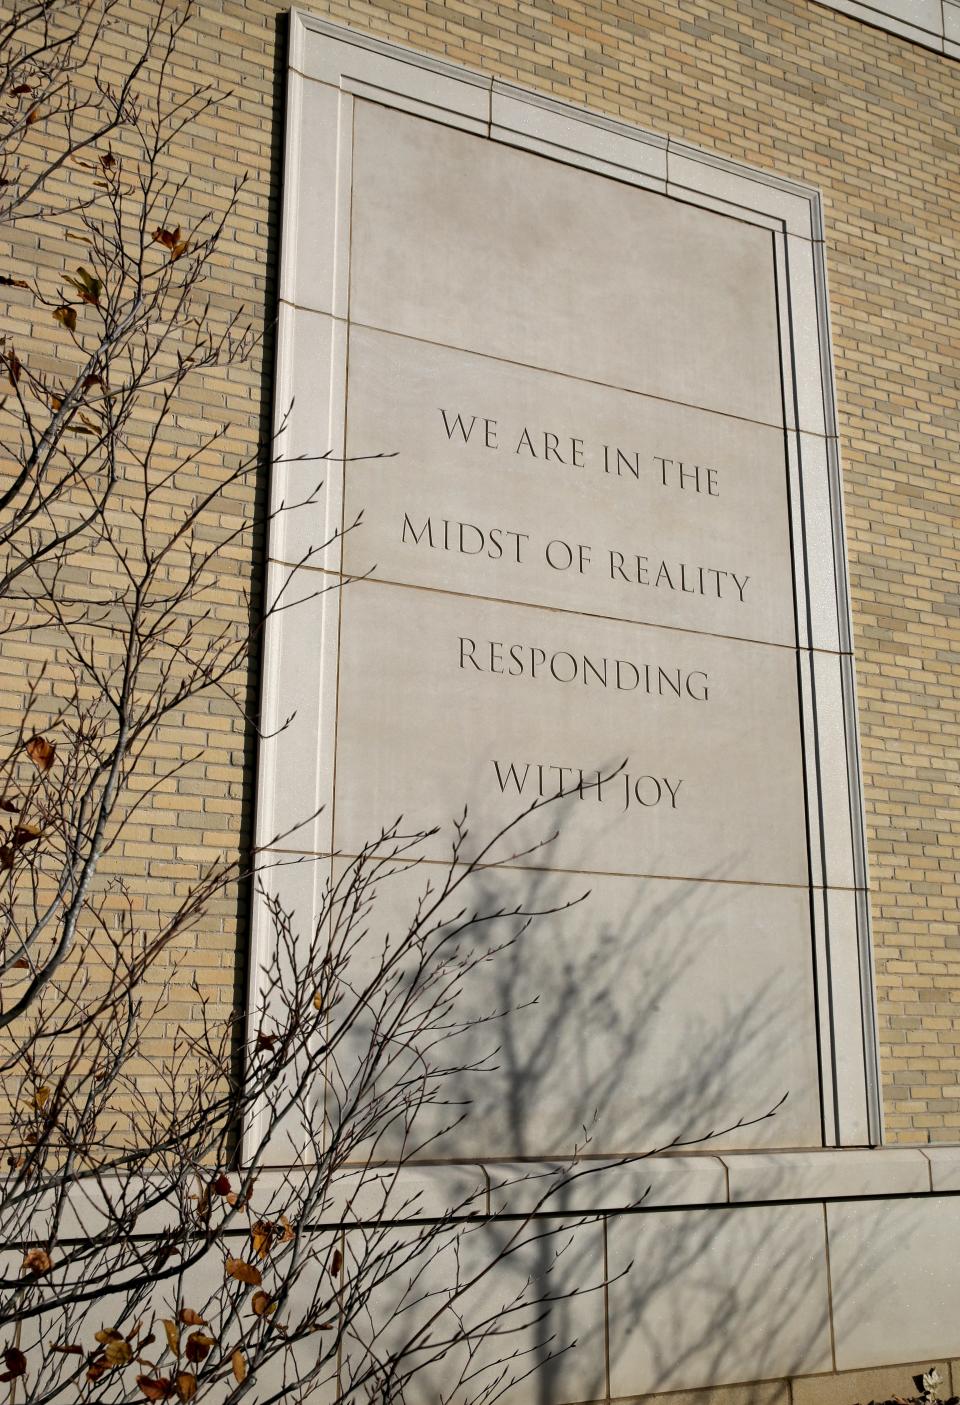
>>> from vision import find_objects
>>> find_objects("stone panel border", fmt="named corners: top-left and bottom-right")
top-left (249, 11), bottom-right (882, 1157)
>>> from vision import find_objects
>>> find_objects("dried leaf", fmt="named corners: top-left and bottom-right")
top-left (211, 1173), bottom-right (230, 1196)
top-left (183, 1331), bottom-right (214, 1364)
top-left (63, 266), bottom-right (101, 306)
top-left (0, 798), bottom-right (17, 812)
top-left (30, 1085), bottom-right (50, 1111)
top-left (2, 1348), bottom-right (26, 1378)
top-left (94, 1329), bottom-right (123, 1344)
top-left (152, 224), bottom-right (180, 249)
top-left (22, 1247), bottom-right (51, 1276)
top-left (225, 1176), bottom-right (255, 1207)
top-left (6, 350), bottom-right (21, 388)
top-left (255, 1031), bottom-right (277, 1052)
top-left (231, 1349), bottom-right (247, 1384)
top-left (313, 989), bottom-right (323, 1010)
top-left (25, 735), bottom-right (55, 772)
top-left (151, 225), bottom-right (190, 262)
top-left (225, 1256), bottom-right (261, 1286)
top-left (161, 1319), bottom-right (179, 1354)
top-left (82, 372), bottom-right (104, 391)
top-left (49, 1343), bottom-right (83, 1355)
top-left (177, 1309), bottom-right (205, 1327)
top-left (0, 846), bottom-right (13, 871)
top-left (11, 84), bottom-right (32, 96)
top-left (0, 276), bottom-right (28, 290)
top-left (100, 148), bottom-right (116, 171)
top-left (137, 1377), bottom-right (173, 1402)
top-left (52, 305), bottom-right (76, 332)
top-left (280, 1212), bottom-right (295, 1243)
top-left (12, 824), bottom-right (40, 848)
top-left (86, 1355), bottom-right (108, 1383)
top-left (103, 1338), bottom-right (133, 1368)
top-left (175, 1373), bottom-right (197, 1401)
top-left (250, 1290), bottom-right (274, 1317)
top-left (329, 1247), bottom-right (342, 1277)
top-left (25, 106), bottom-right (40, 125)
top-left (251, 1220), bottom-right (274, 1260)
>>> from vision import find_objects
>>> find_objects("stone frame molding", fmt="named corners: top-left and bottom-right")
top-left (249, 10), bottom-right (882, 1159)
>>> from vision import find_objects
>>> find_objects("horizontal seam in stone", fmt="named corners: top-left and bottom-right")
top-left (268, 558), bottom-right (851, 658)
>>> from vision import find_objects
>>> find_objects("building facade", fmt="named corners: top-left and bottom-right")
top-left (7, 0), bottom-right (960, 1400)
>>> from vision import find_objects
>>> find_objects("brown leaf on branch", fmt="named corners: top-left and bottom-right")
top-left (63, 266), bottom-right (101, 305)
top-left (161, 1319), bottom-right (179, 1354)
top-left (225, 1255), bottom-right (261, 1286)
top-left (86, 1356), bottom-right (109, 1384)
top-left (0, 275), bottom-right (28, 289)
top-left (5, 350), bottom-right (21, 388)
top-left (103, 1338), bottom-right (133, 1367)
top-left (177, 1309), bottom-right (205, 1327)
top-left (22, 1247), bottom-right (51, 1276)
top-left (0, 798), bottom-right (18, 812)
top-left (30, 1085), bottom-right (50, 1111)
top-left (329, 1247), bottom-right (342, 1277)
top-left (231, 1349), bottom-right (247, 1384)
top-left (183, 1332), bottom-right (213, 1364)
top-left (25, 107), bottom-right (40, 125)
top-left (1, 1347), bottom-right (26, 1379)
top-left (152, 225), bottom-right (190, 261)
top-left (49, 1344), bottom-right (83, 1356)
top-left (250, 1290), bottom-right (274, 1318)
top-left (137, 1378), bottom-right (173, 1402)
top-left (52, 305), bottom-right (77, 332)
top-left (251, 1220), bottom-right (274, 1259)
top-left (175, 1374), bottom-right (197, 1402)
top-left (25, 735), bottom-right (55, 771)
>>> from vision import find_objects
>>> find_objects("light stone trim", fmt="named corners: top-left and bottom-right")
top-left (250, 11), bottom-right (882, 1160)
top-left (289, 10), bottom-right (826, 239)
top-left (812, 0), bottom-right (960, 56)
top-left (491, 81), bottom-right (667, 192)
top-left (42, 1162), bottom-right (960, 1402)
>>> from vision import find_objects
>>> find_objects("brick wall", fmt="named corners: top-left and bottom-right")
top-left (6, 0), bottom-right (959, 1140)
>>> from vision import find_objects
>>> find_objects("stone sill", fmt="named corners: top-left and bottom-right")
top-left (37, 1146), bottom-right (960, 1244)
top-left (322, 1145), bottom-right (960, 1222)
